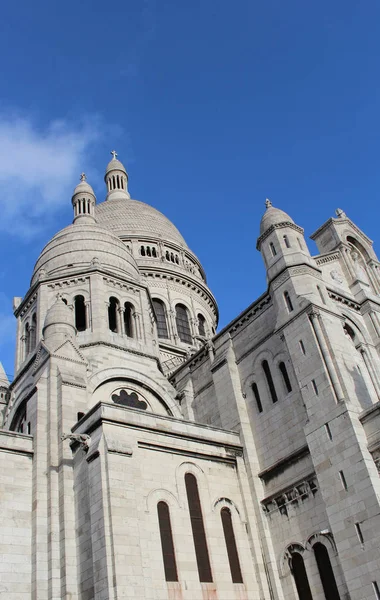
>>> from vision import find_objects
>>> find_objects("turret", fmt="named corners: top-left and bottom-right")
top-left (104, 150), bottom-right (130, 201)
top-left (71, 173), bottom-right (96, 222)
top-left (42, 295), bottom-right (76, 351)
top-left (257, 199), bottom-right (313, 284)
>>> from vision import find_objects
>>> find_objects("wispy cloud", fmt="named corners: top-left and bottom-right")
top-left (0, 114), bottom-right (103, 237)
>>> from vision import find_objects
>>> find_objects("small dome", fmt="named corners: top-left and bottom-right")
top-left (105, 155), bottom-right (127, 177)
top-left (43, 296), bottom-right (75, 331)
top-left (73, 176), bottom-right (95, 197)
top-left (32, 221), bottom-right (140, 286)
top-left (259, 201), bottom-right (294, 235)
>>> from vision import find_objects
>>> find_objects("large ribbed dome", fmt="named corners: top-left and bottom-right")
top-left (95, 198), bottom-right (188, 248)
top-left (31, 221), bottom-right (140, 286)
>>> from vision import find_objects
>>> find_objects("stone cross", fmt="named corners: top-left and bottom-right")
top-left (80, 172), bottom-right (86, 182)
top-left (111, 150), bottom-right (118, 160)
top-left (265, 198), bottom-right (272, 208)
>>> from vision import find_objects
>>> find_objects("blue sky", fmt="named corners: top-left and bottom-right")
top-left (0, 0), bottom-right (380, 381)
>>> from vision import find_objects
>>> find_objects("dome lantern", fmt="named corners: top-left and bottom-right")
top-left (105, 150), bottom-right (131, 201)
top-left (72, 173), bottom-right (96, 223)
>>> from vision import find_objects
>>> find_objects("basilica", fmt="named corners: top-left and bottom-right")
top-left (1, 153), bottom-right (380, 600)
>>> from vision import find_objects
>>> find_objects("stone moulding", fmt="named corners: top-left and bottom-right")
top-left (256, 221), bottom-right (304, 250)
top-left (314, 251), bottom-right (341, 265)
top-left (258, 444), bottom-right (310, 483)
top-left (327, 289), bottom-right (361, 311)
top-left (261, 474), bottom-right (318, 517)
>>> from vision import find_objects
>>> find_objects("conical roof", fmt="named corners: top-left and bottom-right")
top-left (259, 200), bottom-right (294, 235)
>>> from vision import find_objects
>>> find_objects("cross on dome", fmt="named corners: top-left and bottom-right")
top-left (265, 198), bottom-right (272, 208)
top-left (80, 173), bottom-right (86, 182)
top-left (110, 150), bottom-right (118, 160)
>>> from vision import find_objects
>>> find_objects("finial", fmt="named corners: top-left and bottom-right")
top-left (265, 198), bottom-right (272, 209)
top-left (110, 150), bottom-right (118, 160)
top-left (335, 208), bottom-right (346, 219)
top-left (80, 172), bottom-right (86, 182)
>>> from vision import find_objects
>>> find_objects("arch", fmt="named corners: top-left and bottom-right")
top-left (291, 552), bottom-right (313, 600)
top-left (221, 507), bottom-right (243, 583)
top-left (157, 501), bottom-right (178, 582)
top-left (146, 246), bottom-right (151, 257)
top-left (197, 313), bottom-right (206, 337)
top-left (88, 369), bottom-right (182, 418)
top-left (212, 497), bottom-right (242, 520)
top-left (108, 296), bottom-right (119, 333)
top-left (262, 360), bottom-right (278, 403)
top-left (279, 361), bottom-right (292, 393)
top-left (123, 302), bottom-right (134, 337)
top-left (185, 472), bottom-right (213, 582)
top-left (175, 304), bottom-right (192, 344)
top-left (74, 295), bottom-right (87, 332)
top-left (313, 543), bottom-right (341, 600)
top-left (152, 298), bottom-right (169, 339)
top-left (346, 235), bottom-right (371, 262)
top-left (140, 245), bottom-right (146, 256)
top-left (145, 488), bottom-right (181, 513)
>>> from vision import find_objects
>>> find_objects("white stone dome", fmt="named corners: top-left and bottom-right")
top-left (105, 157), bottom-right (127, 176)
top-left (259, 204), bottom-right (294, 236)
top-left (32, 221), bottom-right (140, 286)
top-left (95, 198), bottom-right (188, 248)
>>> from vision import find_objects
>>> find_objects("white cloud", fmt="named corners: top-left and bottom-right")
top-left (0, 114), bottom-right (102, 237)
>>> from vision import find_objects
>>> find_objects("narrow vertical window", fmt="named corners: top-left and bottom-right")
top-left (373, 581), bottom-right (380, 600)
top-left (284, 291), bottom-right (293, 312)
top-left (279, 362), bottom-right (292, 393)
top-left (30, 313), bottom-right (37, 349)
top-left (269, 242), bottom-right (277, 257)
top-left (313, 543), bottom-right (341, 600)
top-left (176, 304), bottom-right (192, 344)
top-left (299, 340), bottom-right (306, 355)
top-left (25, 322), bottom-right (30, 356)
top-left (153, 299), bottom-right (169, 339)
top-left (157, 502), bottom-right (178, 582)
top-left (185, 473), bottom-right (212, 582)
top-left (152, 247), bottom-right (157, 257)
top-left (140, 246), bottom-right (146, 256)
top-left (124, 302), bottom-right (134, 338)
top-left (317, 286), bottom-right (326, 305)
top-left (74, 295), bottom-right (87, 331)
top-left (252, 383), bottom-right (263, 413)
top-left (262, 360), bottom-right (278, 403)
top-left (312, 379), bottom-right (319, 396)
top-left (339, 470), bottom-right (347, 491)
top-left (108, 297), bottom-right (119, 333)
top-left (291, 552), bottom-right (313, 600)
top-left (198, 314), bottom-right (206, 337)
top-left (166, 251), bottom-right (170, 261)
top-left (283, 235), bottom-right (291, 248)
top-left (325, 423), bottom-right (332, 440)
top-left (297, 238), bottom-right (303, 250)
top-left (354, 523), bottom-right (364, 545)
top-left (221, 507), bottom-right (243, 583)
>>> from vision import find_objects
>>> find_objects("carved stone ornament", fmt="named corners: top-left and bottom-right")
top-left (330, 269), bottom-right (343, 284)
top-left (61, 433), bottom-right (91, 450)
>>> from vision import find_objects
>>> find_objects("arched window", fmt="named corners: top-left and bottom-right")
top-left (157, 501), bottom-right (178, 582)
top-left (24, 322), bottom-right (30, 357)
top-left (185, 473), bottom-right (212, 582)
top-left (198, 314), bottom-right (206, 337)
top-left (153, 299), bottom-right (169, 339)
top-left (270, 242), bottom-right (277, 257)
top-left (283, 235), bottom-right (291, 248)
top-left (252, 382), bottom-right (263, 413)
top-left (170, 252), bottom-right (175, 262)
top-left (313, 543), bottom-right (341, 600)
top-left (152, 247), bottom-right (157, 257)
top-left (74, 295), bottom-right (87, 332)
top-left (279, 361), bottom-right (292, 393)
top-left (291, 552), bottom-right (313, 600)
top-left (284, 291), bottom-right (294, 312)
top-left (30, 313), bottom-right (37, 349)
top-left (221, 507), bottom-right (243, 583)
top-left (176, 304), bottom-right (192, 344)
top-left (166, 251), bottom-right (170, 261)
top-left (146, 246), bottom-right (151, 257)
top-left (262, 360), bottom-right (278, 403)
top-left (108, 297), bottom-right (119, 333)
top-left (175, 255), bottom-right (179, 264)
top-left (124, 302), bottom-right (134, 337)
top-left (140, 246), bottom-right (146, 256)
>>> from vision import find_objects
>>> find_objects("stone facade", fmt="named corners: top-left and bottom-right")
top-left (1, 158), bottom-right (380, 600)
